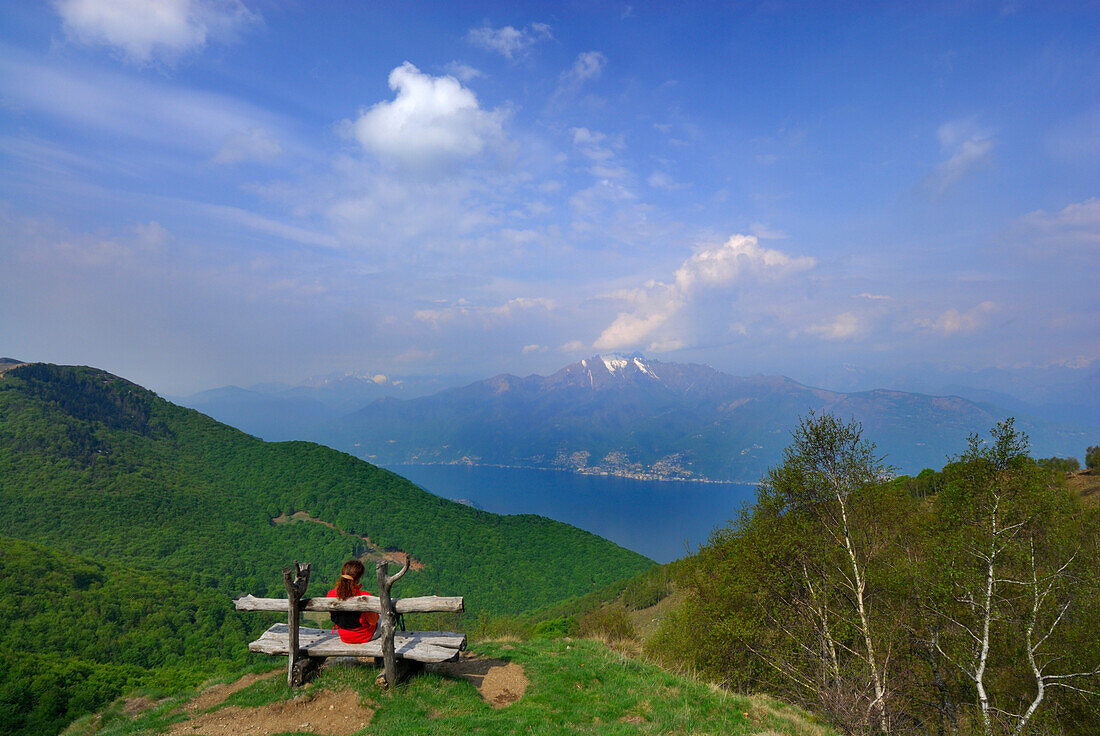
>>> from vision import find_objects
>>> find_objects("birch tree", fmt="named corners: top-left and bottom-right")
top-left (930, 420), bottom-right (1100, 736)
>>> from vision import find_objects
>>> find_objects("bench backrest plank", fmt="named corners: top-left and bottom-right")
top-left (234, 594), bottom-right (463, 614)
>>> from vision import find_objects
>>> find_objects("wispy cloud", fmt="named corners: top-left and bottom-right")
top-left (55, 0), bottom-right (260, 64)
top-left (444, 61), bottom-right (484, 82)
top-left (1016, 197), bottom-right (1100, 256)
top-left (212, 126), bottom-right (281, 164)
top-left (806, 312), bottom-right (863, 340)
top-left (466, 22), bottom-right (552, 59)
top-left (916, 300), bottom-right (999, 335)
top-left (0, 51), bottom-right (283, 156)
top-left (927, 118), bottom-right (995, 193)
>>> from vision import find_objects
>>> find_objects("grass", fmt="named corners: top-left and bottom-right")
top-left (73, 638), bottom-right (836, 736)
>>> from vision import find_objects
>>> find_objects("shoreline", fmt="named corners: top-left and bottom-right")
top-left (383, 460), bottom-right (758, 486)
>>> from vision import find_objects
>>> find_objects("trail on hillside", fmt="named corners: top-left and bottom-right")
top-left (167, 654), bottom-right (528, 735)
top-left (168, 688), bottom-right (372, 736)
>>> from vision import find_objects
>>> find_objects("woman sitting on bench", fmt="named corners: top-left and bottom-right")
top-left (327, 560), bottom-right (379, 643)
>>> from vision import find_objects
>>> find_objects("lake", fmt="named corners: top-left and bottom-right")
top-left (385, 464), bottom-right (758, 563)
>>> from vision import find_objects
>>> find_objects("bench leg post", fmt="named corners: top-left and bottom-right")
top-left (375, 556), bottom-right (410, 688)
top-left (283, 562), bottom-right (311, 688)
top-left (376, 560), bottom-right (397, 688)
top-left (291, 656), bottom-right (322, 687)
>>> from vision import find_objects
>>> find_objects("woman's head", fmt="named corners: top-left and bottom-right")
top-left (335, 559), bottom-right (365, 599)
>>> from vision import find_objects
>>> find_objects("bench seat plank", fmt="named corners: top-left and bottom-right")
top-left (248, 624), bottom-right (466, 663)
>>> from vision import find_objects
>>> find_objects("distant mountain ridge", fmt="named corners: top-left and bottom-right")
top-left (173, 371), bottom-right (474, 441)
top-left (314, 355), bottom-right (1092, 482)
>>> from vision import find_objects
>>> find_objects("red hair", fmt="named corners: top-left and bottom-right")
top-left (335, 559), bottom-right (365, 600)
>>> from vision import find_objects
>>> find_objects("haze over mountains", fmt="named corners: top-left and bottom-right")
top-left (180, 355), bottom-right (1096, 482)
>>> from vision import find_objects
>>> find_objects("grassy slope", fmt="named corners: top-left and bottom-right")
top-left (0, 363), bottom-right (653, 613)
top-left (68, 639), bottom-right (836, 736)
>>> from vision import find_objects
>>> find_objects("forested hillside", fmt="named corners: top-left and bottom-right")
top-left (649, 415), bottom-right (1100, 736)
top-left (0, 363), bottom-right (651, 609)
top-left (0, 362), bottom-right (653, 735)
top-left (0, 537), bottom-right (263, 736)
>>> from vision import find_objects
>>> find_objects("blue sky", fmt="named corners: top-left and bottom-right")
top-left (1, 0), bottom-right (1097, 394)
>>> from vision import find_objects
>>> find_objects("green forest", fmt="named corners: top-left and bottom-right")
top-left (648, 414), bottom-right (1100, 736)
top-left (0, 363), bottom-right (653, 735)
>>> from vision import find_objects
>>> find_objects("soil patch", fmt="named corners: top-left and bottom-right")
top-left (429, 652), bottom-right (528, 708)
top-left (122, 695), bottom-right (167, 717)
top-left (169, 689), bottom-right (372, 736)
top-left (186, 671), bottom-right (280, 712)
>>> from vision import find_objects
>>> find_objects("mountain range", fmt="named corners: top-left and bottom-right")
top-left (310, 355), bottom-right (1094, 482)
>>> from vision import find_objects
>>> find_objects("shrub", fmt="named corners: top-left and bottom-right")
top-left (575, 602), bottom-right (636, 642)
top-left (1087, 445), bottom-right (1100, 470)
top-left (622, 569), bottom-right (672, 611)
top-left (531, 616), bottom-right (574, 638)
top-left (1037, 456), bottom-right (1080, 474)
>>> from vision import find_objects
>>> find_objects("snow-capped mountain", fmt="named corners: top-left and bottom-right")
top-left (311, 356), bottom-right (1089, 481)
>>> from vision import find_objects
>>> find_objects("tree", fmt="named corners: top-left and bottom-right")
top-left (656, 413), bottom-right (910, 734)
top-left (929, 420), bottom-right (1099, 736)
top-left (1086, 445), bottom-right (1100, 470)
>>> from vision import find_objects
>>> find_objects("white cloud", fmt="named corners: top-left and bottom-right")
top-left (414, 296), bottom-right (554, 327)
top-left (560, 340), bottom-right (587, 352)
top-left (647, 171), bottom-right (688, 190)
top-left (55, 0), bottom-right (259, 64)
top-left (928, 119), bottom-right (995, 192)
top-left (0, 53), bottom-right (282, 155)
top-left (213, 126), bottom-right (281, 163)
top-left (916, 301), bottom-right (999, 335)
top-left (565, 51), bottom-right (607, 82)
top-left (444, 62), bottom-right (484, 82)
top-left (749, 222), bottom-right (786, 239)
top-left (349, 62), bottom-right (507, 171)
top-left (553, 51), bottom-right (608, 104)
top-left (807, 312), bottom-right (863, 340)
top-left (854, 292), bottom-right (892, 301)
top-left (466, 23), bottom-right (551, 59)
top-left (572, 127), bottom-right (606, 146)
top-left (1017, 197), bottom-right (1100, 254)
top-left (594, 234), bottom-right (816, 351)
top-left (521, 343), bottom-right (547, 354)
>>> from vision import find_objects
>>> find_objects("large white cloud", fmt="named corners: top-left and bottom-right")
top-left (349, 62), bottom-right (507, 171)
top-left (594, 234), bottom-right (816, 350)
top-left (55, 0), bottom-right (258, 64)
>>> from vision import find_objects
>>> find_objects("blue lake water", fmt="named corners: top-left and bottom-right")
top-left (385, 464), bottom-right (758, 564)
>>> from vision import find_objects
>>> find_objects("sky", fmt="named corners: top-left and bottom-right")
top-left (0, 0), bottom-right (1097, 395)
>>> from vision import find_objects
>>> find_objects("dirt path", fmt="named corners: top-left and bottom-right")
top-left (271, 511), bottom-right (424, 570)
top-left (185, 671), bottom-right (281, 713)
top-left (169, 689), bottom-right (373, 736)
top-left (166, 654), bottom-right (527, 735)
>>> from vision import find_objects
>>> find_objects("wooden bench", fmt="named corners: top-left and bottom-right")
top-left (234, 559), bottom-right (465, 687)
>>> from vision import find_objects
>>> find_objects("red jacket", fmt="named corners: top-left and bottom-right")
top-left (327, 585), bottom-right (379, 643)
